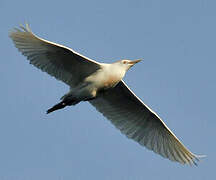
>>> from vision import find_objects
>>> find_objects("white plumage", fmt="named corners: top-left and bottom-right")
top-left (10, 24), bottom-right (204, 165)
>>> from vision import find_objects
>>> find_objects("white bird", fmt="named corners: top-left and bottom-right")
top-left (10, 24), bottom-right (203, 165)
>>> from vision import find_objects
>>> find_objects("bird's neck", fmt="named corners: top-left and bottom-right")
top-left (84, 63), bottom-right (126, 90)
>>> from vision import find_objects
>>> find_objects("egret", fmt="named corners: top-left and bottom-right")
top-left (10, 24), bottom-right (203, 165)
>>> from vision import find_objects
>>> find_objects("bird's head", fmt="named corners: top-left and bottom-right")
top-left (116, 59), bottom-right (142, 71)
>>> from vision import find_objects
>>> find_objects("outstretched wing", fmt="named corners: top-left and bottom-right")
top-left (90, 81), bottom-right (202, 165)
top-left (9, 24), bottom-right (101, 86)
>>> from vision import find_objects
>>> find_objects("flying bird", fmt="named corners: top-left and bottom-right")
top-left (10, 24), bottom-right (203, 165)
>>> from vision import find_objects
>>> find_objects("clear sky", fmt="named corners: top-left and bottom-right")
top-left (1, 0), bottom-right (215, 179)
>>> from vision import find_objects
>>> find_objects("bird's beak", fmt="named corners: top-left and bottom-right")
top-left (129, 59), bottom-right (142, 65)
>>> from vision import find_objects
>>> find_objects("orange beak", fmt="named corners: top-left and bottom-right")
top-left (128, 59), bottom-right (142, 65)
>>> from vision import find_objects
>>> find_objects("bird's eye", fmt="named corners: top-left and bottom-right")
top-left (123, 61), bottom-right (127, 64)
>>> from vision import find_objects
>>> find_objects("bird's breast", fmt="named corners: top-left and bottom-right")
top-left (103, 75), bottom-right (120, 89)
top-left (85, 65), bottom-right (125, 90)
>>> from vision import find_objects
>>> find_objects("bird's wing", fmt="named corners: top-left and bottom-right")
top-left (9, 24), bottom-right (101, 86)
top-left (90, 80), bottom-right (202, 165)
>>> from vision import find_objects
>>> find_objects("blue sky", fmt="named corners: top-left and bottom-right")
top-left (1, 0), bottom-right (215, 179)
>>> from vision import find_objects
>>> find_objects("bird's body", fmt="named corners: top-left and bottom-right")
top-left (48, 61), bottom-right (135, 113)
top-left (10, 24), bottom-right (204, 165)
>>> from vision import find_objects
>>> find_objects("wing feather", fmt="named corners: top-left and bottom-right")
top-left (10, 24), bottom-right (101, 86)
top-left (90, 80), bottom-right (203, 165)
